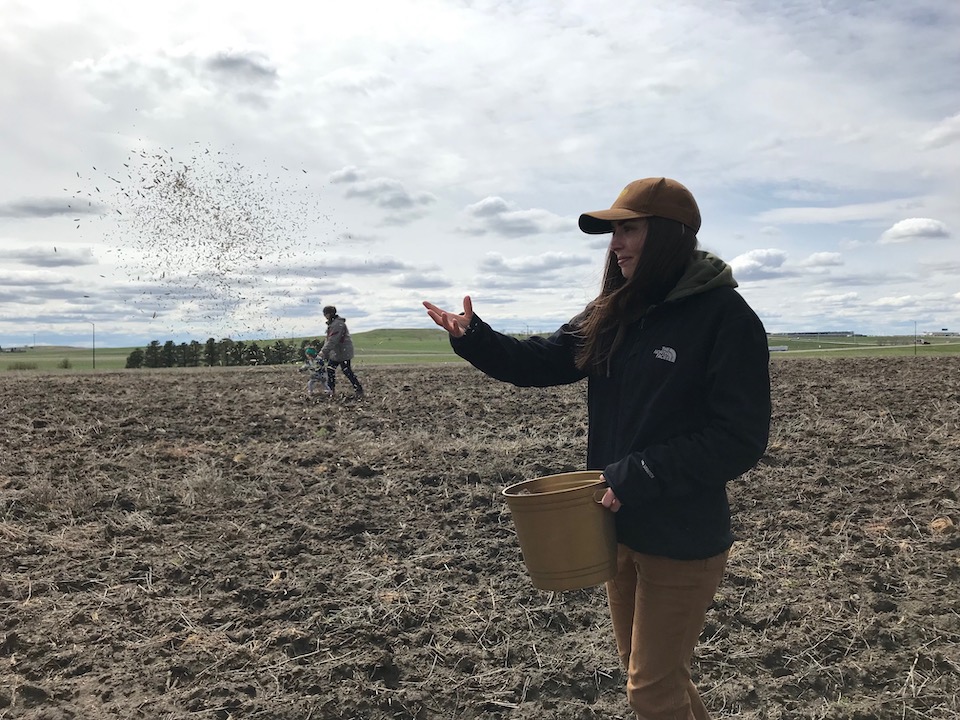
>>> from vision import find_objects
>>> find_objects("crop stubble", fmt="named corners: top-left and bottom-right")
top-left (0, 357), bottom-right (958, 719)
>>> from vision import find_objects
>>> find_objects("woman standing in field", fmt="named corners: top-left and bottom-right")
top-left (423, 177), bottom-right (771, 720)
top-left (320, 305), bottom-right (364, 399)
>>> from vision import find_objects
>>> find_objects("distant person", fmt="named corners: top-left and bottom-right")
top-left (424, 177), bottom-right (771, 720)
top-left (321, 305), bottom-right (364, 399)
top-left (298, 346), bottom-right (329, 397)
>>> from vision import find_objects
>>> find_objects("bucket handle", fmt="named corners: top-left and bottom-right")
top-left (593, 480), bottom-right (610, 504)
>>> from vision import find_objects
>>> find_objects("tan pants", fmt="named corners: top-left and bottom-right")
top-left (605, 545), bottom-right (729, 720)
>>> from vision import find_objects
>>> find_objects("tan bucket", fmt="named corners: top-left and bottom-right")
top-left (502, 471), bottom-right (618, 591)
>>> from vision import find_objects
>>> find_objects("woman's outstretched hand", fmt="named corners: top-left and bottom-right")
top-left (423, 296), bottom-right (474, 338)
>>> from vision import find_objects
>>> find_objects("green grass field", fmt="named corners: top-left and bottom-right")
top-left (766, 334), bottom-right (960, 358)
top-left (4, 330), bottom-right (960, 371)
top-left (1, 330), bottom-right (464, 372)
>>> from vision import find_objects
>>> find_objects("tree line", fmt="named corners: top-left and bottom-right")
top-left (125, 338), bottom-right (321, 369)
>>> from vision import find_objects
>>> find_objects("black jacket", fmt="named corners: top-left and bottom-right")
top-left (451, 252), bottom-right (771, 560)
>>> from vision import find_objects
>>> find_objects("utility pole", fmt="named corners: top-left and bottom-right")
top-left (89, 321), bottom-right (96, 369)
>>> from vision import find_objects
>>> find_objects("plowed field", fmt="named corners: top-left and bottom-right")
top-left (1, 358), bottom-right (958, 719)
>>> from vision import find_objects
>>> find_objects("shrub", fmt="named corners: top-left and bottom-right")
top-left (58, 358), bottom-right (72, 369)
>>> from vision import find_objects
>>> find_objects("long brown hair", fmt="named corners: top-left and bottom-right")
top-left (574, 217), bottom-right (698, 372)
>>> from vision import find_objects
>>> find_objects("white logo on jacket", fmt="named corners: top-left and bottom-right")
top-left (654, 346), bottom-right (677, 363)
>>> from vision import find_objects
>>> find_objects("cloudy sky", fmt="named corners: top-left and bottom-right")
top-left (2, 0), bottom-right (959, 349)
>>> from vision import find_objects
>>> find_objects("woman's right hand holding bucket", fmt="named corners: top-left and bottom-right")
top-left (599, 475), bottom-right (622, 512)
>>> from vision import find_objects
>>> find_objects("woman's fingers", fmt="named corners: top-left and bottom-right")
top-left (423, 302), bottom-right (448, 330)
top-left (449, 312), bottom-right (470, 337)
top-left (423, 300), bottom-right (469, 337)
top-left (600, 487), bottom-right (621, 512)
top-left (422, 301), bottom-right (443, 322)
top-left (436, 312), bottom-right (458, 336)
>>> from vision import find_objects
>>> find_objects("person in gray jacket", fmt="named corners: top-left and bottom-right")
top-left (320, 305), bottom-right (364, 399)
top-left (424, 177), bottom-right (770, 720)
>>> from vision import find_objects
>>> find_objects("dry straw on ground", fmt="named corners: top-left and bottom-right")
top-left (0, 358), bottom-right (958, 719)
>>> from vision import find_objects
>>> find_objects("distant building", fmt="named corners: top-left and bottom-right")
top-left (784, 331), bottom-right (855, 337)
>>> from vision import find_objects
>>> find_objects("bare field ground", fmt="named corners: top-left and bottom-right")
top-left (1, 358), bottom-right (959, 719)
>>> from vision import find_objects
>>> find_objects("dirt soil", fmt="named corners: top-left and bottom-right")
top-left (1, 358), bottom-right (959, 719)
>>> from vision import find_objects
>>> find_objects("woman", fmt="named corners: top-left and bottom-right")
top-left (423, 177), bottom-right (771, 720)
top-left (320, 305), bottom-right (364, 399)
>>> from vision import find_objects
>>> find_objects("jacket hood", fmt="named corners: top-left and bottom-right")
top-left (665, 251), bottom-right (737, 303)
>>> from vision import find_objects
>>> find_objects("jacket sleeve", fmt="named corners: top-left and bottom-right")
top-left (604, 307), bottom-right (771, 503)
top-left (321, 321), bottom-right (342, 359)
top-left (450, 313), bottom-right (587, 387)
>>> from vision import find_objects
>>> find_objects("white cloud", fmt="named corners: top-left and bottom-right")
top-left (870, 295), bottom-right (918, 308)
top-left (329, 166), bottom-right (365, 184)
top-left (796, 252), bottom-right (843, 268)
top-left (326, 167), bottom-right (437, 224)
top-left (478, 252), bottom-right (588, 276)
top-left (2, 0), bottom-right (960, 344)
top-left (339, 176), bottom-right (435, 210)
top-left (466, 197), bottom-right (512, 218)
top-left (729, 249), bottom-right (789, 281)
top-left (459, 198), bottom-right (570, 238)
top-left (755, 198), bottom-right (925, 225)
top-left (1, 246), bottom-right (98, 268)
top-left (309, 256), bottom-right (413, 275)
top-left (806, 291), bottom-right (859, 305)
top-left (879, 218), bottom-right (950, 244)
top-left (391, 272), bottom-right (451, 289)
top-left (919, 112), bottom-right (960, 149)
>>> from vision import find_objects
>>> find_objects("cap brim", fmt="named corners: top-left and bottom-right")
top-left (578, 209), bottom-right (652, 234)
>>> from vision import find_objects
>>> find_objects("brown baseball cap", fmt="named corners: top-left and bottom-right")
top-left (578, 177), bottom-right (701, 234)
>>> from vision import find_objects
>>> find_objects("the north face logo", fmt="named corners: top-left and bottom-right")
top-left (654, 346), bottom-right (677, 363)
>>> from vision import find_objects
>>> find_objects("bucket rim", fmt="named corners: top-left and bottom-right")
top-left (501, 470), bottom-right (605, 498)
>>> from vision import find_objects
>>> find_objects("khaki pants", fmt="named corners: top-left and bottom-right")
top-left (605, 545), bottom-right (729, 720)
